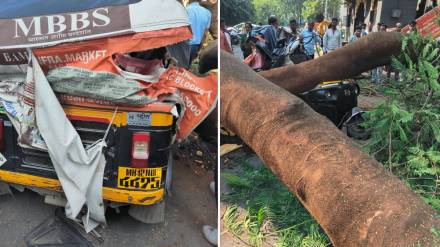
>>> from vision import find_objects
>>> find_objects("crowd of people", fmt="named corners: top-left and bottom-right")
top-left (221, 13), bottom-right (418, 84)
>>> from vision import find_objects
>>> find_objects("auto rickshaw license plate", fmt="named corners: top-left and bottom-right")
top-left (117, 167), bottom-right (162, 190)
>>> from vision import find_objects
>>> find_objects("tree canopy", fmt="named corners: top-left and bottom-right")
top-left (220, 0), bottom-right (256, 26)
top-left (221, 0), bottom-right (342, 26)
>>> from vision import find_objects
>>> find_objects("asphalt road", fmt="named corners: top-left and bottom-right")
top-left (0, 157), bottom-right (217, 247)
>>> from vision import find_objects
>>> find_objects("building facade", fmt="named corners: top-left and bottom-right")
top-left (341, 0), bottom-right (437, 38)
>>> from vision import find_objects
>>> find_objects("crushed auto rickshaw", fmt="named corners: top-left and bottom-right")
top-left (0, 0), bottom-right (217, 232)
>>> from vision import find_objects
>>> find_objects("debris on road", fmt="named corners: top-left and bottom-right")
top-left (25, 209), bottom-right (103, 247)
top-left (220, 144), bottom-right (243, 156)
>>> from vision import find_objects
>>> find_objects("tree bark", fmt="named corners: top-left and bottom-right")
top-left (259, 32), bottom-right (402, 93)
top-left (221, 51), bottom-right (440, 246)
top-left (200, 0), bottom-right (218, 39)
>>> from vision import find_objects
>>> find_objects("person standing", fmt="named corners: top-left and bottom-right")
top-left (387, 22), bottom-right (402, 80)
top-left (199, 0), bottom-right (218, 39)
top-left (286, 34), bottom-right (309, 64)
top-left (220, 19), bottom-right (232, 53)
top-left (376, 22), bottom-right (383, 32)
top-left (349, 26), bottom-right (362, 44)
top-left (323, 18), bottom-right (342, 53)
top-left (301, 20), bottom-right (321, 60)
top-left (372, 23), bottom-right (387, 83)
top-left (187, 0), bottom-right (212, 65)
top-left (240, 22), bottom-right (253, 58)
top-left (284, 19), bottom-right (299, 55)
top-left (395, 22), bottom-right (403, 32)
top-left (288, 19), bottom-right (298, 39)
top-left (408, 20), bottom-right (417, 33)
top-left (261, 15), bottom-right (279, 53)
top-left (230, 31), bottom-right (244, 60)
top-left (361, 23), bottom-right (369, 36)
top-left (314, 13), bottom-right (331, 40)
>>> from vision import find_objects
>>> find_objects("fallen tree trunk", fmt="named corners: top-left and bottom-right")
top-left (221, 51), bottom-right (440, 246)
top-left (259, 32), bottom-right (402, 93)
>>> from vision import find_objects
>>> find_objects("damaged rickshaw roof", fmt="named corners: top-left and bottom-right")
top-left (0, 0), bottom-right (190, 50)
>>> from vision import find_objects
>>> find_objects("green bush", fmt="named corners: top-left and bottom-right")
top-left (222, 158), bottom-right (330, 246)
top-left (362, 31), bottom-right (440, 211)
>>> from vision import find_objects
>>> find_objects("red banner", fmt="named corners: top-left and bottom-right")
top-left (31, 26), bottom-right (217, 140)
top-left (402, 6), bottom-right (440, 39)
